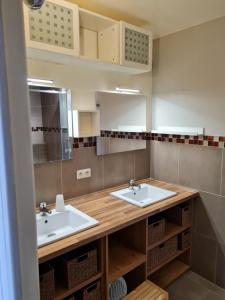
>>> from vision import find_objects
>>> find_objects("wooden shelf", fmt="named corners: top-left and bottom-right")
top-left (124, 280), bottom-right (169, 300)
top-left (147, 247), bottom-right (190, 276)
top-left (148, 222), bottom-right (191, 251)
top-left (149, 259), bottom-right (190, 288)
top-left (108, 239), bottom-right (146, 283)
top-left (55, 272), bottom-right (102, 300)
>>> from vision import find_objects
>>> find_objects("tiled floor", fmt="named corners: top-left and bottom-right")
top-left (167, 271), bottom-right (225, 300)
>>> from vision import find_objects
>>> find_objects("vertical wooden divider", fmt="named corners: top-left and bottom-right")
top-left (101, 236), bottom-right (109, 300)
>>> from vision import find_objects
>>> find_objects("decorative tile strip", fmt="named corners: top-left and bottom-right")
top-left (31, 126), bottom-right (68, 133)
top-left (100, 130), bottom-right (151, 140)
top-left (150, 133), bottom-right (225, 148)
top-left (32, 128), bottom-right (225, 148)
top-left (73, 137), bottom-right (96, 149)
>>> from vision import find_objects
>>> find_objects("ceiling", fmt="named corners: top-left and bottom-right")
top-left (68, 0), bottom-right (225, 38)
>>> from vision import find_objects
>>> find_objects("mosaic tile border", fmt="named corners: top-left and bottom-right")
top-left (150, 133), bottom-right (225, 148)
top-left (73, 137), bottom-right (96, 149)
top-left (32, 128), bottom-right (225, 149)
top-left (32, 127), bottom-right (68, 133)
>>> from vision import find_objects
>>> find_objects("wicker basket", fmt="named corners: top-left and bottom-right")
top-left (178, 229), bottom-right (191, 250)
top-left (82, 281), bottom-right (101, 300)
top-left (60, 247), bottom-right (98, 289)
top-left (166, 202), bottom-right (192, 227)
top-left (39, 264), bottom-right (55, 300)
top-left (148, 216), bottom-right (165, 245)
top-left (148, 236), bottom-right (178, 271)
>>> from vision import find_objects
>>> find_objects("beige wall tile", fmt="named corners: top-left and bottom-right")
top-left (103, 151), bottom-right (135, 188)
top-left (215, 243), bottom-right (225, 289)
top-left (191, 232), bottom-right (217, 282)
top-left (150, 141), bottom-right (179, 184)
top-left (34, 161), bottom-right (62, 205)
top-left (197, 192), bottom-right (225, 245)
top-left (62, 147), bottom-right (103, 200)
top-left (220, 149), bottom-right (225, 196)
top-left (179, 145), bottom-right (222, 194)
top-left (134, 142), bottom-right (150, 180)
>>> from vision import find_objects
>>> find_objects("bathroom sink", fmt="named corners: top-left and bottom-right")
top-left (36, 205), bottom-right (99, 247)
top-left (111, 184), bottom-right (177, 208)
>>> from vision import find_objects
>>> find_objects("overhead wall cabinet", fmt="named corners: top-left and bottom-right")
top-left (23, 0), bottom-right (79, 57)
top-left (120, 22), bottom-right (153, 72)
top-left (79, 8), bottom-right (120, 64)
top-left (23, 1), bottom-right (152, 74)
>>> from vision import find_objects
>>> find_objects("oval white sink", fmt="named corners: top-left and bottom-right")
top-left (36, 205), bottom-right (99, 247)
top-left (110, 184), bottom-right (177, 208)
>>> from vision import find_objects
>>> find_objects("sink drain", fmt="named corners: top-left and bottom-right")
top-left (47, 233), bottom-right (56, 238)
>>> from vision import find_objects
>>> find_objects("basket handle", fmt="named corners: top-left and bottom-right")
top-left (77, 253), bottom-right (88, 262)
top-left (183, 230), bottom-right (191, 235)
top-left (184, 206), bottom-right (189, 211)
top-left (86, 282), bottom-right (97, 293)
top-left (159, 243), bottom-right (165, 249)
top-left (153, 222), bottom-right (160, 227)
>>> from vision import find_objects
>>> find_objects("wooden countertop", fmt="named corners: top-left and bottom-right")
top-left (38, 179), bottom-right (198, 263)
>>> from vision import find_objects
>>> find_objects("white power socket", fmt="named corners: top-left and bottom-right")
top-left (77, 168), bottom-right (91, 180)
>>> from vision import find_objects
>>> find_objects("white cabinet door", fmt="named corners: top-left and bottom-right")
top-left (120, 21), bottom-right (152, 71)
top-left (23, 0), bottom-right (79, 57)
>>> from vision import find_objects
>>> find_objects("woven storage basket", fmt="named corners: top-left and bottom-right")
top-left (82, 281), bottom-right (101, 300)
top-left (60, 247), bottom-right (98, 289)
top-left (166, 202), bottom-right (192, 227)
top-left (148, 216), bottom-right (165, 244)
top-left (39, 264), bottom-right (55, 300)
top-left (178, 229), bottom-right (191, 250)
top-left (148, 236), bottom-right (178, 271)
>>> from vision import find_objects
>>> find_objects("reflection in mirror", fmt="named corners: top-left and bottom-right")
top-left (29, 85), bottom-right (73, 164)
top-left (96, 91), bottom-right (147, 155)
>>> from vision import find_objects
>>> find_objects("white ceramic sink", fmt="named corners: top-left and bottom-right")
top-left (36, 205), bottom-right (99, 247)
top-left (111, 183), bottom-right (177, 208)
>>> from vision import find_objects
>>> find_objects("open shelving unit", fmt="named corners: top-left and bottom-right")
top-left (38, 200), bottom-right (193, 300)
top-left (73, 109), bottom-right (100, 138)
top-left (149, 258), bottom-right (190, 289)
top-left (108, 239), bottom-right (146, 283)
top-left (147, 247), bottom-right (191, 275)
top-left (55, 272), bottom-right (102, 300)
top-left (147, 222), bottom-right (191, 251)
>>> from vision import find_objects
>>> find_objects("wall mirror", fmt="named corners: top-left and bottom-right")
top-left (96, 91), bottom-right (147, 155)
top-left (29, 85), bottom-right (73, 164)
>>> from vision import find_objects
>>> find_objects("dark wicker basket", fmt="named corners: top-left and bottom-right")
top-left (178, 229), bottom-right (191, 250)
top-left (60, 247), bottom-right (98, 289)
top-left (82, 281), bottom-right (101, 300)
top-left (148, 236), bottom-right (178, 271)
top-left (148, 217), bottom-right (165, 245)
top-left (166, 202), bottom-right (192, 227)
top-left (39, 264), bottom-right (55, 300)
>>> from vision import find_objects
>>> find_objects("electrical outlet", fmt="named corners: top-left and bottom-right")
top-left (77, 168), bottom-right (91, 180)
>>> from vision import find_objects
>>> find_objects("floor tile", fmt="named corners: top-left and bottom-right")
top-left (168, 272), bottom-right (225, 300)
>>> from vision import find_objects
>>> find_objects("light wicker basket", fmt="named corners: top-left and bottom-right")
top-left (59, 247), bottom-right (98, 289)
top-left (148, 236), bottom-right (178, 271)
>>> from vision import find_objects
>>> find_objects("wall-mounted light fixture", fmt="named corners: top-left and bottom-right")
top-left (27, 78), bottom-right (54, 86)
top-left (115, 87), bottom-right (140, 94)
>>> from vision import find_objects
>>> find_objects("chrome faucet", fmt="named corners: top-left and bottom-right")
top-left (128, 179), bottom-right (141, 191)
top-left (39, 202), bottom-right (52, 216)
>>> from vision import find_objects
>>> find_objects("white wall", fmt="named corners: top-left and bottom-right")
top-left (1, 0), bottom-right (39, 299)
top-left (27, 59), bottom-right (152, 130)
top-left (152, 16), bottom-right (225, 136)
